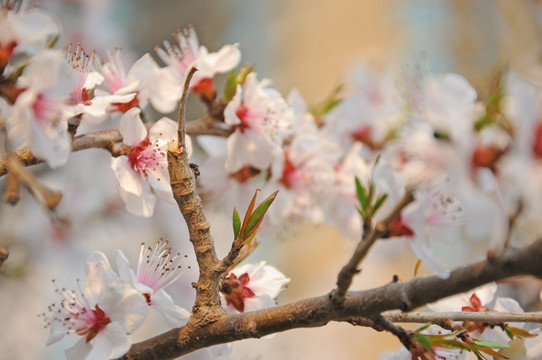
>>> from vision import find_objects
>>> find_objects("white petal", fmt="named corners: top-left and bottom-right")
top-left (149, 117), bottom-right (178, 144)
top-left (244, 262), bottom-right (290, 299)
top-left (147, 166), bottom-right (174, 204)
top-left (208, 44), bottom-right (241, 73)
top-left (146, 68), bottom-right (182, 113)
top-left (119, 108), bottom-right (146, 146)
top-left (100, 284), bottom-right (148, 334)
top-left (65, 338), bottom-right (91, 360)
top-left (408, 235), bottom-right (450, 279)
top-left (111, 157), bottom-right (144, 196)
top-left (31, 116), bottom-right (71, 168)
top-left (86, 322), bottom-right (131, 360)
top-left (243, 294), bottom-right (276, 312)
top-left (150, 289), bottom-right (190, 327)
top-left (117, 181), bottom-right (157, 218)
top-left (116, 250), bottom-right (137, 286)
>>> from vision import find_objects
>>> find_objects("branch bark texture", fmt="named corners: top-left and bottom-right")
top-left (122, 237), bottom-right (542, 360)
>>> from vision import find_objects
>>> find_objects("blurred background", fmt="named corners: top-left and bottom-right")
top-left (2, 0), bottom-right (542, 359)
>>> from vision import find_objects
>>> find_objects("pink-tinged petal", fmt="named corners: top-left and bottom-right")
top-left (117, 183), bottom-right (157, 217)
top-left (85, 72), bottom-right (104, 89)
top-left (111, 157), bottom-right (144, 196)
top-left (86, 322), bottom-right (131, 360)
top-left (31, 116), bottom-right (70, 168)
top-left (427, 283), bottom-right (496, 312)
top-left (225, 129), bottom-right (282, 173)
top-left (85, 252), bottom-right (117, 301)
top-left (65, 338), bottom-right (91, 360)
top-left (119, 108), bottom-right (146, 146)
top-left (243, 294), bottom-right (276, 313)
top-left (126, 53), bottom-right (159, 84)
top-left (145, 68), bottom-right (182, 113)
top-left (149, 117), bottom-right (178, 143)
top-left (206, 44), bottom-right (241, 74)
top-left (198, 135), bottom-right (227, 157)
top-left (224, 86), bottom-right (243, 126)
top-left (244, 263), bottom-right (290, 299)
top-left (407, 235), bottom-right (450, 279)
top-left (99, 285), bottom-right (147, 334)
top-left (474, 282), bottom-right (498, 305)
top-left (149, 289), bottom-right (190, 327)
top-left (115, 250), bottom-right (137, 286)
top-left (146, 166), bottom-right (175, 204)
top-left (12, 9), bottom-right (59, 50)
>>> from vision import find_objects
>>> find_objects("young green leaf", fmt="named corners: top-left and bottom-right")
top-left (471, 339), bottom-right (511, 349)
top-left (244, 190), bottom-right (279, 237)
top-left (233, 207), bottom-right (241, 239)
top-left (412, 334), bottom-right (435, 353)
top-left (240, 189), bottom-right (260, 237)
top-left (355, 177), bottom-right (368, 210)
top-left (373, 193), bottom-right (388, 214)
top-left (413, 323), bottom-right (432, 333)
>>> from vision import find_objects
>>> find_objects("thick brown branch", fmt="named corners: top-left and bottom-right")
top-left (168, 67), bottom-right (223, 323)
top-left (333, 191), bottom-right (415, 304)
top-left (122, 237), bottom-right (542, 360)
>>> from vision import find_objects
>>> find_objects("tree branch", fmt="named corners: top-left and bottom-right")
top-left (332, 190), bottom-right (415, 304)
top-left (0, 116), bottom-right (233, 177)
top-left (167, 67), bottom-right (224, 324)
top-left (121, 237), bottom-right (542, 360)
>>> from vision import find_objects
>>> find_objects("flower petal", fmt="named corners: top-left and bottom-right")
top-left (119, 108), bottom-right (146, 146)
top-left (149, 289), bottom-right (190, 327)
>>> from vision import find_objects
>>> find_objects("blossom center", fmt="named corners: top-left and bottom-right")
top-left (75, 304), bottom-right (112, 343)
top-left (32, 94), bottom-right (62, 127)
top-left (533, 122), bottom-right (542, 159)
top-left (223, 273), bottom-right (255, 312)
top-left (127, 137), bottom-right (164, 178)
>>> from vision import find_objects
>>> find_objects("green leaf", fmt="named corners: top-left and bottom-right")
top-left (310, 84), bottom-right (343, 119)
top-left (244, 190), bottom-right (279, 237)
top-left (221, 64), bottom-right (255, 103)
top-left (240, 189), bottom-right (260, 237)
top-left (367, 183), bottom-right (375, 208)
top-left (413, 323), bottom-right (431, 333)
top-left (355, 177), bottom-right (368, 210)
top-left (472, 339), bottom-right (511, 349)
top-left (412, 334), bottom-right (434, 353)
top-left (373, 193), bottom-right (388, 214)
top-left (504, 326), bottom-right (514, 340)
top-left (233, 207), bottom-right (241, 239)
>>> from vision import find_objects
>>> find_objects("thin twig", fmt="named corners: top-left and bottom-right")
top-left (177, 67), bottom-right (198, 149)
top-left (348, 311), bottom-right (542, 331)
top-left (0, 116), bottom-right (233, 177)
top-left (0, 248), bottom-right (8, 269)
top-left (332, 191), bottom-right (415, 304)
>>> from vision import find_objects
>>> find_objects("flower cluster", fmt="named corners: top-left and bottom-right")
top-left (40, 240), bottom-right (190, 359)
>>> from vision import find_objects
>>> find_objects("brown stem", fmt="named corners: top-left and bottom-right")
top-left (122, 237), bottom-right (542, 360)
top-left (332, 191), bottom-right (415, 304)
top-left (168, 66), bottom-right (224, 324)
top-left (0, 117), bottom-right (233, 177)
top-left (2, 170), bottom-right (19, 204)
top-left (0, 248), bottom-right (8, 269)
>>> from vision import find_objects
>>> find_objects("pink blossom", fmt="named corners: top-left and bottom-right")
top-left (111, 108), bottom-right (190, 217)
top-left (41, 252), bottom-right (148, 360)
top-left (115, 240), bottom-right (191, 327)
top-left (221, 261), bottom-right (290, 313)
